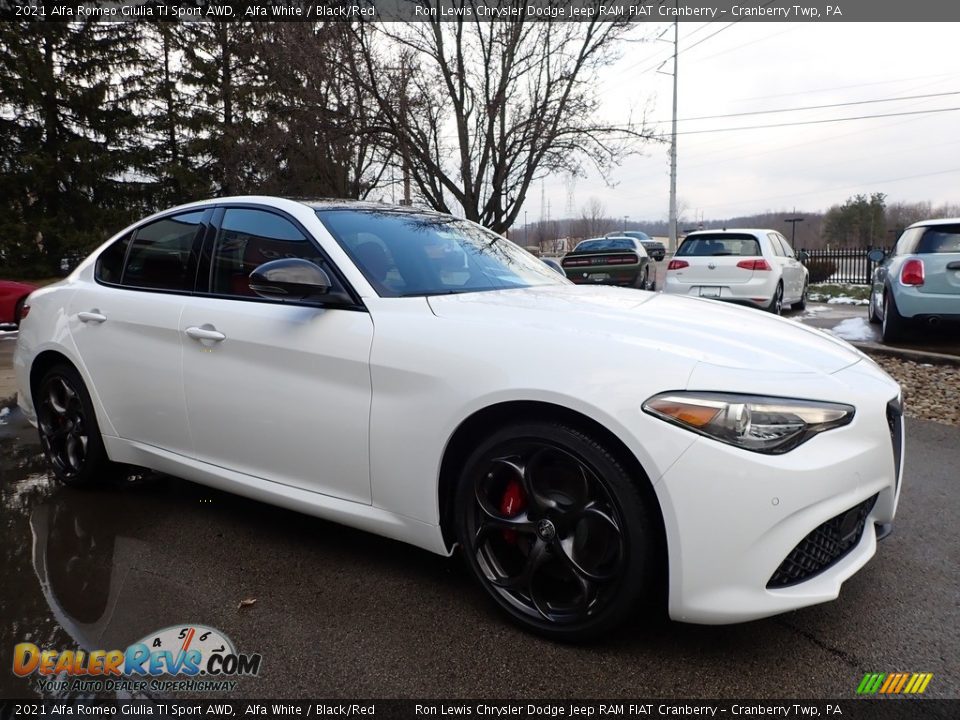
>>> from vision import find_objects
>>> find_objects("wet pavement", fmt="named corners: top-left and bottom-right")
top-left (1, 400), bottom-right (958, 699)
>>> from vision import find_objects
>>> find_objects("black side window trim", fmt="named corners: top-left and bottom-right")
top-left (197, 203), bottom-right (366, 311)
top-left (95, 208), bottom-right (212, 295)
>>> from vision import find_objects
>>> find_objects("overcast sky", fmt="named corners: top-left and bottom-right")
top-left (536, 22), bottom-right (960, 226)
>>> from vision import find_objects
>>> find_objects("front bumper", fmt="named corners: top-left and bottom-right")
top-left (654, 362), bottom-right (903, 624)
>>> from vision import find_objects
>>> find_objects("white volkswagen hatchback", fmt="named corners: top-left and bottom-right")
top-left (15, 198), bottom-right (903, 639)
top-left (664, 229), bottom-right (810, 314)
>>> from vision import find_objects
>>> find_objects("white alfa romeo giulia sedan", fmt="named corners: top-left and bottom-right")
top-left (14, 197), bottom-right (904, 640)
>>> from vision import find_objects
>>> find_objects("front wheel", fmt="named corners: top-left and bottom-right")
top-left (868, 291), bottom-right (881, 324)
top-left (454, 422), bottom-right (658, 640)
top-left (791, 282), bottom-right (808, 311)
top-left (36, 364), bottom-right (120, 487)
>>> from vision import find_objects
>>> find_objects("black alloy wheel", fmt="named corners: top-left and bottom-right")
top-left (455, 422), bottom-right (657, 640)
top-left (37, 364), bottom-right (117, 487)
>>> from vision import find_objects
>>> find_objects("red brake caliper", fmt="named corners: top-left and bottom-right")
top-left (499, 479), bottom-right (527, 544)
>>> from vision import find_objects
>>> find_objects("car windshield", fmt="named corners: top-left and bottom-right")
top-left (574, 238), bottom-right (635, 253)
top-left (316, 209), bottom-right (566, 297)
top-left (677, 235), bottom-right (761, 257)
top-left (917, 225), bottom-right (960, 254)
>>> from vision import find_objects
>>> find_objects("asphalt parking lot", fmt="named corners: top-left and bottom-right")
top-left (1, 346), bottom-right (957, 699)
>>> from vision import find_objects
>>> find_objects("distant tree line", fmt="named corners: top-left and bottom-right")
top-left (0, 18), bottom-right (645, 277)
top-left (522, 194), bottom-right (960, 255)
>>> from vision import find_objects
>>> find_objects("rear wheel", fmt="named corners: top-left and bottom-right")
top-left (455, 422), bottom-right (658, 641)
top-left (767, 282), bottom-right (783, 315)
top-left (36, 364), bottom-right (120, 487)
top-left (881, 292), bottom-right (907, 343)
top-left (635, 266), bottom-right (651, 291)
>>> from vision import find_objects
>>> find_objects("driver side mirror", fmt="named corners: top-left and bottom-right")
top-left (867, 249), bottom-right (886, 263)
top-left (797, 250), bottom-right (809, 262)
top-left (249, 258), bottom-right (349, 305)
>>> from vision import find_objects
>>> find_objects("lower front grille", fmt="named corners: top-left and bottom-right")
top-left (767, 494), bottom-right (878, 589)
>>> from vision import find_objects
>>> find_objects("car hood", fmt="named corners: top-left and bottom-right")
top-left (426, 285), bottom-right (863, 375)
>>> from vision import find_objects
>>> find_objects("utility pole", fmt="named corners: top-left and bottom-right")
top-left (668, 12), bottom-right (679, 254)
top-left (784, 215), bottom-right (804, 246)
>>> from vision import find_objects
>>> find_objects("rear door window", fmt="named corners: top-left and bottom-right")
top-left (121, 211), bottom-right (205, 291)
top-left (95, 232), bottom-right (133, 285)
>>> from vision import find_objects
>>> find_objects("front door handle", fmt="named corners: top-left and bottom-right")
top-left (78, 310), bottom-right (107, 324)
top-left (185, 326), bottom-right (226, 342)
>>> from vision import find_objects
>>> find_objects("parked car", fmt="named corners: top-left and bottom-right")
top-left (606, 230), bottom-right (666, 261)
top-left (664, 229), bottom-right (808, 314)
top-left (0, 279), bottom-right (37, 327)
top-left (868, 219), bottom-right (960, 342)
top-left (540, 257), bottom-right (566, 276)
top-left (561, 236), bottom-right (654, 290)
top-left (16, 197), bottom-right (903, 639)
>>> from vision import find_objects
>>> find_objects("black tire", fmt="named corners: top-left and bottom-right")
top-left (36, 364), bottom-right (120, 487)
top-left (454, 421), bottom-right (658, 641)
top-left (13, 296), bottom-right (26, 327)
top-left (767, 282), bottom-right (783, 315)
top-left (634, 266), bottom-right (651, 291)
top-left (791, 282), bottom-right (808, 311)
top-left (881, 292), bottom-right (907, 343)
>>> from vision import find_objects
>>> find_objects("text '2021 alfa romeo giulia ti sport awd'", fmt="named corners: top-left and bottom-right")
top-left (15, 197), bottom-right (905, 640)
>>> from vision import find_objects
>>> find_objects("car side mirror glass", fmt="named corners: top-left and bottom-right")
top-left (867, 249), bottom-right (886, 263)
top-left (249, 258), bottom-right (337, 302)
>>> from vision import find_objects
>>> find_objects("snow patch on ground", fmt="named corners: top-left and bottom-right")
top-left (828, 317), bottom-right (875, 342)
top-left (825, 297), bottom-right (870, 306)
top-left (0, 407), bottom-right (9, 425)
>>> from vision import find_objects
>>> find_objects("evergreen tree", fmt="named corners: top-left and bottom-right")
top-left (0, 20), bottom-right (144, 274)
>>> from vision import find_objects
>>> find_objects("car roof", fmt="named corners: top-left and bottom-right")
top-left (905, 217), bottom-right (960, 229)
top-left (683, 229), bottom-right (774, 237)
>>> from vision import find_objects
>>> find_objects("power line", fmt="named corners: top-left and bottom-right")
top-left (647, 90), bottom-right (960, 125)
top-left (669, 106), bottom-right (960, 136)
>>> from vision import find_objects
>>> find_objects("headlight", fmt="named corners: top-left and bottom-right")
top-left (642, 392), bottom-right (855, 454)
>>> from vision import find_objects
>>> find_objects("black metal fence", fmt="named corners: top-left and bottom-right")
top-left (799, 246), bottom-right (892, 285)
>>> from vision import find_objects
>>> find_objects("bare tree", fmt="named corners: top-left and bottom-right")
top-left (349, 6), bottom-right (651, 232)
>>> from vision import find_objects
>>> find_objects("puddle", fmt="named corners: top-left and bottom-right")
top-left (0, 406), bottom-right (226, 698)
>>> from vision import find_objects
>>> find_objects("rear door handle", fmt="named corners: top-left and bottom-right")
top-left (78, 311), bottom-right (107, 324)
top-left (185, 326), bottom-right (226, 342)
top-left (947, 261), bottom-right (960, 270)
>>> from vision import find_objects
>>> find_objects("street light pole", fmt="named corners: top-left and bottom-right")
top-left (623, 215), bottom-right (628, 233)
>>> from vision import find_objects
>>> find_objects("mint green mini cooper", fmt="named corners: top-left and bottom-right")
top-left (869, 219), bottom-right (960, 342)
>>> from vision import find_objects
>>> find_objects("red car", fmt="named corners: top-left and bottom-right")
top-left (0, 280), bottom-right (37, 326)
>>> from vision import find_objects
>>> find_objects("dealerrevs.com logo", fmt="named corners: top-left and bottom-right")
top-left (13, 624), bottom-right (261, 693)
top-left (857, 672), bottom-right (934, 695)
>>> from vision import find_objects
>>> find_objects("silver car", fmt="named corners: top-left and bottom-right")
top-left (868, 219), bottom-right (960, 342)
